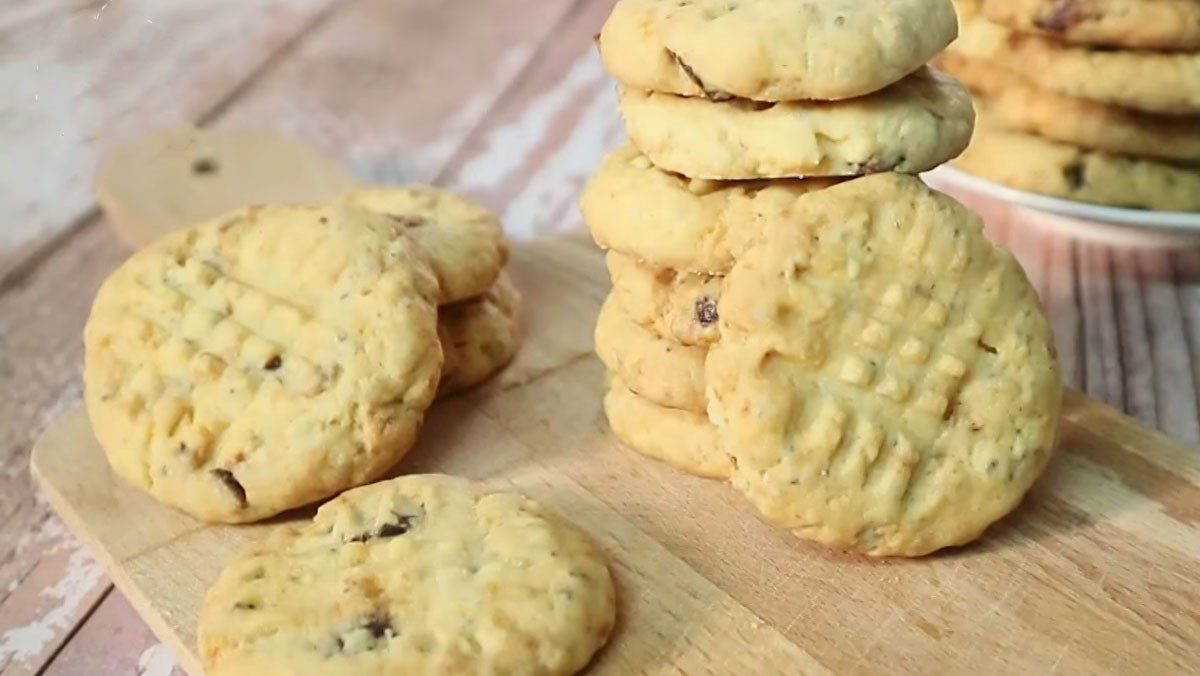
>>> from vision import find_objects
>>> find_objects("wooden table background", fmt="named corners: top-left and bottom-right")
top-left (1, 1), bottom-right (1197, 674)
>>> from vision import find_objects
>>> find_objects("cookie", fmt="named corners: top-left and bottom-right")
top-left (594, 294), bottom-right (706, 413)
top-left (619, 68), bottom-right (975, 180)
top-left (199, 474), bottom-right (615, 675)
top-left (707, 173), bottom-right (1062, 557)
top-left (84, 204), bottom-right (442, 523)
top-left (598, 0), bottom-right (958, 101)
top-left (606, 252), bottom-right (722, 347)
top-left (953, 122), bottom-right (1200, 211)
top-left (581, 143), bottom-right (842, 274)
top-left (936, 50), bottom-right (1200, 163)
top-left (982, 0), bottom-right (1200, 50)
top-left (437, 271), bottom-right (521, 397)
top-left (605, 376), bottom-right (730, 479)
top-left (342, 187), bottom-right (508, 304)
top-left (953, 12), bottom-right (1200, 115)
top-left (96, 127), bottom-right (359, 248)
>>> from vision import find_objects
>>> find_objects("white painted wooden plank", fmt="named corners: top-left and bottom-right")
top-left (1041, 232), bottom-right (1084, 392)
top-left (40, 591), bottom-right (186, 676)
top-left (214, 0), bottom-right (576, 187)
top-left (1136, 250), bottom-right (1200, 445)
top-left (1078, 243), bottom-right (1124, 408)
top-left (1111, 250), bottom-right (1158, 427)
top-left (0, 0), bottom-right (337, 279)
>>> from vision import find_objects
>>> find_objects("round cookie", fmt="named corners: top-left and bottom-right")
top-left (707, 173), bottom-right (1062, 557)
top-left (96, 127), bottom-right (360, 248)
top-left (581, 143), bottom-right (842, 274)
top-left (953, 122), bottom-right (1200, 211)
top-left (605, 377), bottom-right (730, 479)
top-left (437, 271), bottom-right (522, 397)
top-left (606, 251), bottom-right (722, 347)
top-left (594, 295), bottom-right (706, 413)
top-left (598, 0), bottom-right (958, 101)
top-left (982, 0), bottom-right (1200, 50)
top-left (199, 474), bottom-right (616, 675)
top-left (619, 68), bottom-right (975, 180)
top-left (342, 187), bottom-right (508, 304)
top-left (953, 13), bottom-right (1200, 115)
top-left (84, 203), bottom-right (443, 523)
top-left (936, 50), bottom-right (1200, 163)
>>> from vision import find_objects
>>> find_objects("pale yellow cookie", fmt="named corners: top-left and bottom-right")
top-left (953, 11), bottom-right (1200, 114)
top-left (953, 121), bottom-right (1200, 211)
top-left (437, 271), bottom-right (521, 397)
top-left (199, 474), bottom-right (615, 675)
top-left (84, 204), bottom-right (442, 523)
top-left (96, 127), bottom-right (359, 248)
top-left (594, 294), bottom-right (706, 414)
top-left (341, 187), bottom-right (508, 304)
top-left (936, 50), bottom-right (1200, 163)
top-left (605, 376), bottom-right (730, 479)
top-left (707, 174), bottom-right (1062, 557)
top-left (619, 68), bottom-right (975, 179)
top-left (598, 0), bottom-right (958, 101)
top-left (606, 251), bottom-right (722, 347)
top-left (581, 143), bottom-right (842, 274)
top-left (983, 0), bottom-right (1200, 50)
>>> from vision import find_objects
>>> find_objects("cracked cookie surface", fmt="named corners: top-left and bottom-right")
top-left (953, 10), bottom-right (1200, 115)
top-left (199, 474), bottom-right (616, 675)
top-left (595, 294), bottom-right (707, 414)
top-left (618, 68), bottom-right (974, 180)
top-left (598, 0), bottom-right (957, 101)
top-left (581, 143), bottom-right (841, 274)
top-left (982, 0), bottom-right (1200, 50)
top-left (437, 271), bottom-right (522, 397)
top-left (342, 186), bottom-right (508, 304)
top-left (953, 121), bottom-right (1200, 211)
top-left (84, 203), bottom-right (442, 523)
top-left (936, 50), bottom-right (1200, 163)
top-left (605, 376), bottom-right (729, 479)
top-left (606, 252), bottom-right (722, 347)
top-left (707, 174), bottom-right (1061, 556)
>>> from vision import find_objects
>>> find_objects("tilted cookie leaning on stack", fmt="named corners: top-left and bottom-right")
top-left (583, 0), bottom-right (1062, 556)
top-left (938, 0), bottom-right (1200, 211)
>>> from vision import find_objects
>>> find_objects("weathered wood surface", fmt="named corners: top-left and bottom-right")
top-left (0, 0), bottom-right (340, 283)
top-left (0, 0), bottom-right (589, 673)
top-left (31, 235), bottom-right (1200, 676)
top-left (2, 0), bottom-right (1198, 672)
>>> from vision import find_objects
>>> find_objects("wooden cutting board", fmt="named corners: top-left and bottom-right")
top-left (31, 234), bottom-right (1200, 675)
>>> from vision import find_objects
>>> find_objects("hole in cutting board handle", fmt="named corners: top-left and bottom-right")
top-left (191, 157), bottom-right (219, 175)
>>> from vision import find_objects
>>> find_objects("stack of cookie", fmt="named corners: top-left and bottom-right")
top-left (584, 0), bottom-right (1063, 556)
top-left (941, 0), bottom-right (1200, 211)
top-left (583, 0), bottom-right (972, 480)
top-left (85, 186), bottom-right (520, 524)
top-left (341, 188), bottom-right (522, 399)
top-left (86, 189), bottom-right (620, 673)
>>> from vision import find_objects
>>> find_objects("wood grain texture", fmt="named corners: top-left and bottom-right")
top-left (0, 1), bottom-right (596, 671)
top-left (0, 0), bottom-right (339, 282)
top-left (39, 591), bottom-right (185, 676)
top-left (942, 193), bottom-right (1200, 447)
top-left (213, 0), bottom-right (580, 186)
top-left (3, 0), bottom-right (1199, 670)
top-left (31, 235), bottom-right (1200, 676)
top-left (436, 0), bottom-right (626, 238)
top-left (0, 223), bottom-right (131, 676)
